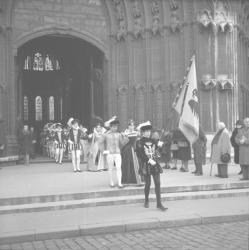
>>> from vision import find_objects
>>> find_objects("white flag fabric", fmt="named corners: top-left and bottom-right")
top-left (174, 56), bottom-right (199, 144)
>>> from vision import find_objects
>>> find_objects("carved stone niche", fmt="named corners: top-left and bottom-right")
top-left (170, 81), bottom-right (181, 91)
top-left (217, 74), bottom-right (233, 91)
top-left (169, 12), bottom-right (182, 33)
top-left (201, 74), bottom-right (216, 90)
top-left (112, 0), bottom-right (127, 41)
top-left (197, 4), bottom-right (234, 33)
top-left (151, 0), bottom-right (161, 36)
top-left (131, 0), bottom-right (144, 39)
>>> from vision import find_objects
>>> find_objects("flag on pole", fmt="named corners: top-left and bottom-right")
top-left (172, 55), bottom-right (199, 144)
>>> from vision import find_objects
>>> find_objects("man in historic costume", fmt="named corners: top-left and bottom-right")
top-left (192, 125), bottom-right (207, 176)
top-left (136, 121), bottom-right (167, 211)
top-left (87, 120), bottom-right (107, 171)
top-left (103, 117), bottom-right (129, 188)
top-left (235, 117), bottom-right (249, 180)
top-left (54, 123), bottom-right (66, 165)
top-left (79, 124), bottom-right (89, 163)
top-left (68, 119), bottom-right (82, 172)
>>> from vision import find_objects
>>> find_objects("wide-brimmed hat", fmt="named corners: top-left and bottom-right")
top-left (110, 119), bottom-right (120, 126)
top-left (137, 121), bottom-right (153, 132)
top-left (55, 123), bottom-right (63, 129)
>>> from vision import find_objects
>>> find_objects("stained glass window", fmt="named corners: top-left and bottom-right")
top-left (49, 96), bottom-right (55, 121)
top-left (23, 96), bottom-right (28, 121)
top-left (35, 96), bottom-right (42, 121)
top-left (24, 52), bottom-right (60, 71)
top-left (24, 56), bottom-right (31, 70)
top-left (33, 53), bottom-right (43, 71)
top-left (45, 55), bottom-right (53, 71)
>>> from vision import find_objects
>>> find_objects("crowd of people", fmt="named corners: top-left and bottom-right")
top-left (17, 116), bottom-right (249, 210)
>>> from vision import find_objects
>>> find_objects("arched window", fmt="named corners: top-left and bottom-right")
top-left (24, 52), bottom-right (60, 72)
top-left (23, 96), bottom-right (28, 121)
top-left (35, 96), bottom-right (42, 121)
top-left (33, 53), bottom-right (43, 71)
top-left (49, 96), bottom-right (55, 121)
top-left (45, 55), bottom-right (53, 71)
top-left (24, 56), bottom-right (31, 70)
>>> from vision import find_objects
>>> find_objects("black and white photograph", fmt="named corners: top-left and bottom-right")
top-left (0, 0), bottom-right (249, 249)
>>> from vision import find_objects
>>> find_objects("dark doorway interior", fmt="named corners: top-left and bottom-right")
top-left (18, 36), bottom-right (104, 154)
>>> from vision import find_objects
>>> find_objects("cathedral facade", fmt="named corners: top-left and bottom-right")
top-left (0, 0), bottom-right (249, 156)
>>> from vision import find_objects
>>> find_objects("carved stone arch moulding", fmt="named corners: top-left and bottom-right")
top-left (111, 0), bottom-right (128, 41)
top-left (150, 0), bottom-right (162, 36)
top-left (216, 74), bottom-right (234, 91)
top-left (130, 0), bottom-right (145, 39)
top-left (201, 74), bottom-right (217, 90)
top-left (13, 26), bottom-right (109, 59)
top-left (197, 1), bottom-right (234, 33)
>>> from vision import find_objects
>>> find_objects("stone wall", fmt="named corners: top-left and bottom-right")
top-left (0, 0), bottom-right (249, 155)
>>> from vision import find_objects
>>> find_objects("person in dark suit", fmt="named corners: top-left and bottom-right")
top-left (136, 121), bottom-right (167, 211)
top-left (192, 126), bottom-right (207, 176)
top-left (230, 120), bottom-right (243, 174)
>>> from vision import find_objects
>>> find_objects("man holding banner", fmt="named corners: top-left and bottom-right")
top-left (172, 55), bottom-right (205, 173)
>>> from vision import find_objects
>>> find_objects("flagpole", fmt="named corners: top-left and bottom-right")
top-left (180, 55), bottom-right (195, 116)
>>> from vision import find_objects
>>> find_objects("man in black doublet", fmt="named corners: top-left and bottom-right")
top-left (136, 122), bottom-right (167, 211)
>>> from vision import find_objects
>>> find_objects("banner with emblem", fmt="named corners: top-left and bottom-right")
top-left (172, 55), bottom-right (199, 144)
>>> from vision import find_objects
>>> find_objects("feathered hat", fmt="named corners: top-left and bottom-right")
top-left (67, 117), bottom-right (74, 127)
top-left (137, 121), bottom-right (153, 132)
top-left (104, 116), bottom-right (119, 128)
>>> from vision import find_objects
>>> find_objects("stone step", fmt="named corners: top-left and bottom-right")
top-left (0, 188), bottom-right (248, 215)
top-left (0, 181), bottom-right (248, 207)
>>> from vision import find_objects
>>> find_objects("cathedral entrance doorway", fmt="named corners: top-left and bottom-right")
top-left (17, 35), bottom-right (105, 154)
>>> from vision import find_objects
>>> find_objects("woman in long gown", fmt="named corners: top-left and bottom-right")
top-left (121, 120), bottom-right (143, 185)
top-left (87, 123), bottom-right (107, 171)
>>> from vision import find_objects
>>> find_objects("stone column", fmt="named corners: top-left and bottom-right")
top-left (117, 84), bottom-right (128, 129)
top-left (133, 84), bottom-right (146, 124)
top-left (151, 83), bottom-right (164, 129)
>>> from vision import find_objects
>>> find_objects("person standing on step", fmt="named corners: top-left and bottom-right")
top-left (121, 119), bottom-right (143, 186)
top-left (231, 119), bottom-right (244, 175)
top-left (171, 128), bottom-right (191, 172)
top-left (87, 121), bottom-right (107, 171)
top-left (136, 121), bottom-right (167, 211)
top-left (235, 117), bottom-right (249, 180)
top-left (192, 125), bottom-right (207, 176)
top-left (103, 117), bottom-right (129, 188)
top-left (68, 119), bottom-right (82, 172)
top-left (211, 122), bottom-right (231, 178)
top-left (19, 124), bottom-right (32, 166)
top-left (54, 123), bottom-right (66, 165)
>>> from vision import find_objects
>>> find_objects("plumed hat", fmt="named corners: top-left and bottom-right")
top-left (104, 116), bottom-right (117, 128)
top-left (72, 119), bottom-right (80, 125)
top-left (110, 119), bottom-right (120, 126)
top-left (137, 121), bottom-right (153, 132)
top-left (67, 117), bottom-right (74, 127)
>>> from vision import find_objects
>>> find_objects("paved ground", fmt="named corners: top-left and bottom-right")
top-left (0, 220), bottom-right (248, 250)
top-left (0, 160), bottom-right (243, 198)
